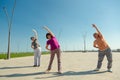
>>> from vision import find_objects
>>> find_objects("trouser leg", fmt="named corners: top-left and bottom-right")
top-left (34, 50), bottom-right (37, 65)
top-left (56, 48), bottom-right (61, 72)
top-left (47, 51), bottom-right (55, 70)
top-left (37, 47), bottom-right (41, 66)
top-left (97, 51), bottom-right (105, 69)
top-left (106, 48), bottom-right (112, 69)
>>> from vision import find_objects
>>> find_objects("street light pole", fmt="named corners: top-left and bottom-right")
top-left (3, 7), bottom-right (11, 59)
top-left (83, 33), bottom-right (87, 53)
top-left (3, 0), bottom-right (16, 59)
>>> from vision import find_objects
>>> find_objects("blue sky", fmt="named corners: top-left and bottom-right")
top-left (0, 0), bottom-right (120, 52)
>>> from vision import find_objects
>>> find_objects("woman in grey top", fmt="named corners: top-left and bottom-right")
top-left (31, 29), bottom-right (41, 67)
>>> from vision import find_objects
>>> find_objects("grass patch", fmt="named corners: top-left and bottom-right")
top-left (0, 51), bottom-right (50, 59)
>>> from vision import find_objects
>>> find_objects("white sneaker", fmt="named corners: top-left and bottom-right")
top-left (107, 69), bottom-right (112, 72)
top-left (58, 71), bottom-right (62, 74)
top-left (45, 70), bottom-right (50, 74)
top-left (94, 68), bottom-right (100, 71)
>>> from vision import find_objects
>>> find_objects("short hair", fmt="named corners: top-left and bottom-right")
top-left (93, 33), bottom-right (100, 38)
top-left (46, 33), bottom-right (52, 39)
top-left (30, 37), bottom-right (34, 40)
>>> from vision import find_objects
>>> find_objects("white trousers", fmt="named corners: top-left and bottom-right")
top-left (34, 47), bottom-right (41, 66)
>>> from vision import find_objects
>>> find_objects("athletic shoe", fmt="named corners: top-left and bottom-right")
top-left (107, 69), bottom-right (112, 72)
top-left (45, 70), bottom-right (50, 74)
top-left (93, 68), bottom-right (100, 71)
top-left (33, 65), bottom-right (37, 67)
top-left (58, 71), bottom-right (62, 74)
top-left (37, 65), bottom-right (40, 67)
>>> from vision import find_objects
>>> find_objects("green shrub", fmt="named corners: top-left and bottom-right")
top-left (0, 51), bottom-right (50, 59)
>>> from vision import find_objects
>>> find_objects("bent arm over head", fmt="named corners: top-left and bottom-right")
top-left (92, 24), bottom-right (103, 38)
top-left (43, 26), bottom-right (55, 37)
top-left (32, 29), bottom-right (38, 39)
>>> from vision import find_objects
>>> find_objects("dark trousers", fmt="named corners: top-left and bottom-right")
top-left (47, 48), bottom-right (61, 71)
top-left (97, 48), bottom-right (112, 69)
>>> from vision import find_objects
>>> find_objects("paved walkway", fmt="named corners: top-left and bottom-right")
top-left (0, 52), bottom-right (120, 80)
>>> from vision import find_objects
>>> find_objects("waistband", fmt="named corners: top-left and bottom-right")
top-left (34, 47), bottom-right (41, 50)
top-left (51, 48), bottom-right (60, 51)
top-left (99, 47), bottom-right (111, 52)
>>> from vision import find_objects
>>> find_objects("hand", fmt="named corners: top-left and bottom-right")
top-left (32, 29), bottom-right (37, 33)
top-left (46, 48), bottom-right (50, 51)
top-left (43, 26), bottom-right (48, 29)
top-left (31, 46), bottom-right (34, 49)
top-left (92, 24), bottom-right (96, 28)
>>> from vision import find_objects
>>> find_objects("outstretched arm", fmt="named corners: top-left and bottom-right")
top-left (92, 24), bottom-right (103, 37)
top-left (32, 29), bottom-right (38, 39)
top-left (43, 26), bottom-right (55, 37)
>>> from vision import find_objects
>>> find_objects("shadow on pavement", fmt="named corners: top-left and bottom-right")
top-left (0, 72), bottom-right (45, 77)
top-left (0, 70), bottom-right (108, 79)
top-left (34, 70), bottom-right (108, 79)
top-left (59, 70), bottom-right (108, 76)
top-left (0, 66), bottom-right (33, 70)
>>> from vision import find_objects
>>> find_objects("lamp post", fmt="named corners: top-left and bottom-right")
top-left (83, 33), bottom-right (87, 52)
top-left (3, 0), bottom-right (16, 59)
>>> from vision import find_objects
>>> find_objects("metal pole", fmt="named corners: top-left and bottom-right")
top-left (84, 35), bottom-right (86, 52)
top-left (3, 0), bottom-right (16, 59)
top-left (83, 33), bottom-right (87, 52)
top-left (3, 7), bottom-right (10, 59)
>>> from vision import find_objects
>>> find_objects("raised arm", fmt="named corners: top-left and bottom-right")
top-left (43, 26), bottom-right (55, 37)
top-left (92, 24), bottom-right (102, 36)
top-left (32, 29), bottom-right (38, 39)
